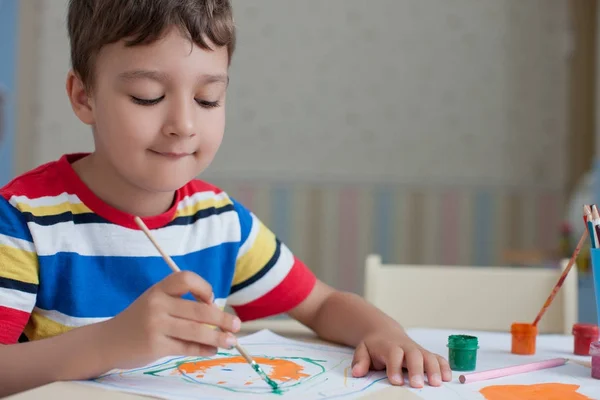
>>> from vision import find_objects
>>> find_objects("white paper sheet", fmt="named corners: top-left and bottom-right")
top-left (79, 330), bottom-right (390, 399)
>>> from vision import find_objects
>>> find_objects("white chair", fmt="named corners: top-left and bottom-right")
top-left (364, 254), bottom-right (578, 334)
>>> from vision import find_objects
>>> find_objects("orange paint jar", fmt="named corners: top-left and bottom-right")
top-left (511, 323), bottom-right (537, 355)
top-left (572, 323), bottom-right (599, 355)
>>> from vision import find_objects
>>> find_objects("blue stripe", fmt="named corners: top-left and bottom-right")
top-left (375, 187), bottom-right (393, 262)
top-left (473, 190), bottom-right (492, 265)
top-left (231, 197), bottom-right (253, 247)
top-left (271, 184), bottom-right (290, 244)
top-left (0, 198), bottom-right (33, 242)
top-left (36, 243), bottom-right (238, 318)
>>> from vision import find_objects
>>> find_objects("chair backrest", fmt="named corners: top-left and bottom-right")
top-left (364, 254), bottom-right (578, 334)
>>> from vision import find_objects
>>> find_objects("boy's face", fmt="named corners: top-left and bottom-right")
top-left (70, 27), bottom-right (229, 193)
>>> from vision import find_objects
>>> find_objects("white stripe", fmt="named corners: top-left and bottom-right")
top-left (0, 287), bottom-right (36, 313)
top-left (236, 213), bottom-right (260, 261)
top-left (227, 243), bottom-right (295, 306)
top-left (177, 191), bottom-right (230, 210)
top-left (33, 307), bottom-right (110, 327)
top-left (9, 193), bottom-right (83, 208)
top-left (0, 233), bottom-right (35, 252)
top-left (30, 210), bottom-right (241, 257)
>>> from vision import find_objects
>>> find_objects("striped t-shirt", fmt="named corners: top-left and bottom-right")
top-left (0, 153), bottom-right (316, 344)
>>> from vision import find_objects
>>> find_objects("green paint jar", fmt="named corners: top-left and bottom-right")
top-left (447, 335), bottom-right (479, 371)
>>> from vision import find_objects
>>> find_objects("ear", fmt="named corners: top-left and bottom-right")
top-left (66, 70), bottom-right (95, 125)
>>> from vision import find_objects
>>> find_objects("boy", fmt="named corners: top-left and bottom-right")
top-left (0, 0), bottom-right (451, 396)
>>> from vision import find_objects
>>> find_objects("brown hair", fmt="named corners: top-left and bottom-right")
top-left (67, 0), bottom-right (236, 90)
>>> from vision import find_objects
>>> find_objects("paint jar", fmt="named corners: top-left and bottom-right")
top-left (572, 323), bottom-right (599, 355)
top-left (447, 335), bottom-right (478, 371)
top-left (590, 341), bottom-right (600, 379)
top-left (510, 323), bottom-right (537, 355)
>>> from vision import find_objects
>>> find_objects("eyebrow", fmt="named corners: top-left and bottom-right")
top-left (117, 70), bottom-right (229, 85)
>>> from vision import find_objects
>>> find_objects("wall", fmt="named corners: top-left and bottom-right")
top-left (0, 0), bottom-right (19, 186)
top-left (17, 0), bottom-right (571, 295)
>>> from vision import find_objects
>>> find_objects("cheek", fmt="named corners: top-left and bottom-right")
top-left (95, 101), bottom-right (158, 146)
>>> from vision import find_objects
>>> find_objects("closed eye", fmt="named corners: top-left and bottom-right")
top-left (196, 99), bottom-right (221, 108)
top-left (131, 95), bottom-right (164, 106)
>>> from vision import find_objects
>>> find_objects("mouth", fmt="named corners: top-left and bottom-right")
top-left (149, 150), bottom-right (195, 159)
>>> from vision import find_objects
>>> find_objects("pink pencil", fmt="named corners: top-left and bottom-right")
top-left (458, 358), bottom-right (567, 384)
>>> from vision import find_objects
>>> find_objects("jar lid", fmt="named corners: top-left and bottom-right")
top-left (447, 334), bottom-right (478, 350)
top-left (573, 323), bottom-right (600, 336)
top-left (511, 322), bottom-right (538, 335)
top-left (590, 341), bottom-right (600, 355)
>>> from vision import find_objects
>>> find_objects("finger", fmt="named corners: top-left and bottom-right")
top-left (437, 355), bottom-right (453, 382)
top-left (351, 342), bottom-right (371, 378)
top-left (384, 347), bottom-right (405, 386)
top-left (165, 318), bottom-right (237, 349)
top-left (177, 340), bottom-right (219, 357)
top-left (423, 352), bottom-right (442, 386)
top-left (159, 271), bottom-right (213, 303)
top-left (404, 349), bottom-right (425, 388)
top-left (169, 298), bottom-right (241, 332)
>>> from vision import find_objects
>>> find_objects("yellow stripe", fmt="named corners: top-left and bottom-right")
top-left (232, 222), bottom-right (277, 286)
top-left (175, 197), bottom-right (233, 218)
top-left (15, 201), bottom-right (92, 217)
top-left (23, 312), bottom-right (73, 341)
top-left (0, 245), bottom-right (39, 284)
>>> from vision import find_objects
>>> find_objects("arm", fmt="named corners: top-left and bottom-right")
top-left (288, 280), bottom-right (406, 347)
top-left (0, 322), bottom-right (111, 397)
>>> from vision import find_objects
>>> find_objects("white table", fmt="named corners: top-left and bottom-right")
top-left (5, 327), bottom-right (599, 400)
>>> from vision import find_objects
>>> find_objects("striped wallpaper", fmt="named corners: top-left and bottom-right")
top-left (215, 180), bottom-right (564, 294)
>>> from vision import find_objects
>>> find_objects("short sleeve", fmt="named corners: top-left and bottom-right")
top-left (0, 196), bottom-right (39, 344)
top-left (226, 198), bottom-right (316, 321)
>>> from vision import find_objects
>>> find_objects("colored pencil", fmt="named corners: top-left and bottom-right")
top-left (592, 205), bottom-right (600, 244)
top-left (133, 216), bottom-right (278, 390)
top-left (458, 358), bottom-right (567, 384)
top-left (584, 205), bottom-right (596, 248)
top-left (532, 228), bottom-right (588, 327)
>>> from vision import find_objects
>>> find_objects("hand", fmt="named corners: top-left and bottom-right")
top-left (99, 271), bottom-right (241, 369)
top-left (351, 329), bottom-right (452, 388)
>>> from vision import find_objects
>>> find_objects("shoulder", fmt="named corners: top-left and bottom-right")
top-left (1, 157), bottom-right (65, 203)
top-left (177, 178), bottom-right (246, 213)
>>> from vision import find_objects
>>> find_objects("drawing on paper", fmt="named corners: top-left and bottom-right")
top-left (84, 330), bottom-right (389, 399)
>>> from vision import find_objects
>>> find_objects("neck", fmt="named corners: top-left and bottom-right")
top-left (71, 153), bottom-right (175, 217)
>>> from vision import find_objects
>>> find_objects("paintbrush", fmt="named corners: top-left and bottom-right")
top-left (133, 216), bottom-right (279, 391)
top-left (532, 227), bottom-right (588, 327)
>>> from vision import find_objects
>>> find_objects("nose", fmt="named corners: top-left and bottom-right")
top-left (163, 97), bottom-right (196, 138)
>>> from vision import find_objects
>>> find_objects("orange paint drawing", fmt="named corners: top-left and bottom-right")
top-left (176, 356), bottom-right (309, 383)
top-left (480, 383), bottom-right (592, 400)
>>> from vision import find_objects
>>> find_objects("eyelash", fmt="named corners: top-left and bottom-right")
top-left (130, 96), bottom-right (220, 108)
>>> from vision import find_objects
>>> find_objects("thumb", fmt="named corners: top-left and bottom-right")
top-left (351, 342), bottom-right (371, 377)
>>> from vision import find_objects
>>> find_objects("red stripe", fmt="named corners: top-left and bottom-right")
top-left (0, 306), bottom-right (30, 344)
top-left (233, 257), bottom-right (317, 321)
